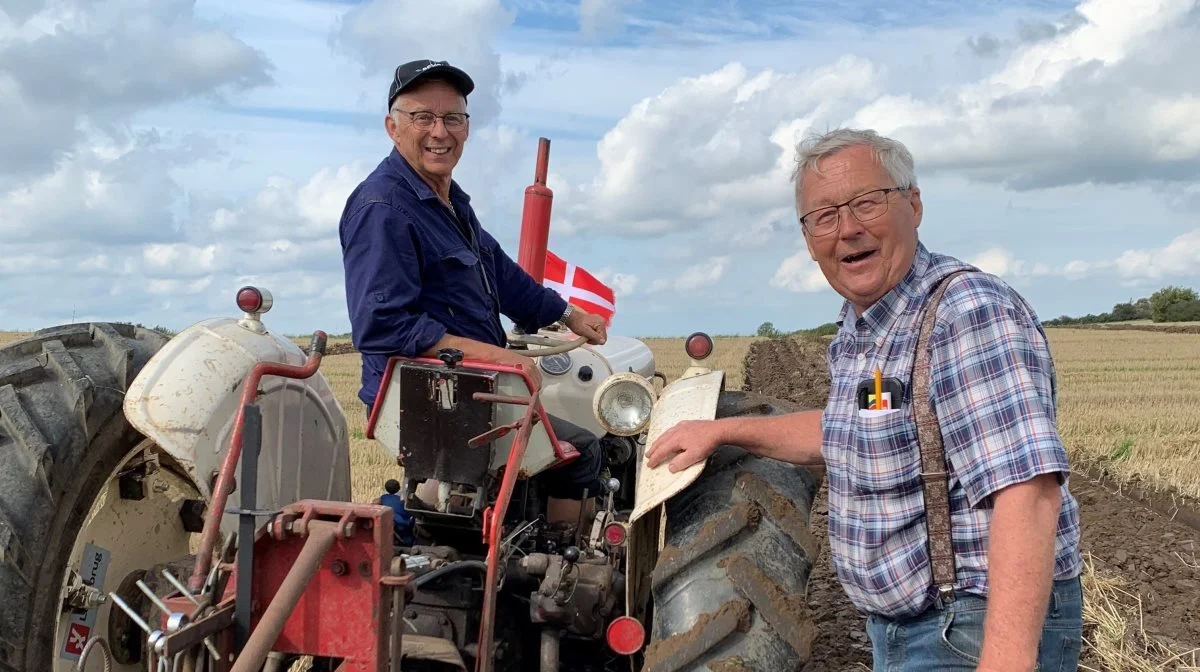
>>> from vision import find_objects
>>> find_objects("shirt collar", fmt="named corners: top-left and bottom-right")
top-left (386, 147), bottom-right (471, 205)
top-left (835, 241), bottom-right (933, 336)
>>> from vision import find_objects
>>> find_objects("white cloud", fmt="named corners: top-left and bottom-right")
top-left (578, 0), bottom-right (631, 37)
top-left (968, 247), bottom-right (1053, 278)
top-left (0, 0), bottom-right (271, 178)
top-left (208, 162), bottom-right (370, 242)
top-left (551, 0), bottom-right (1200, 251)
top-left (143, 244), bottom-right (218, 277)
top-left (642, 256), bottom-right (731, 296)
top-left (147, 277), bottom-right (214, 297)
top-left (855, 0), bottom-right (1200, 190)
top-left (770, 248), bottom-right (830, 294)
top-left (940, 229), bottom-right (1200, 287)
top-left (0, 253), bottom-right (59, 275)
top-left (656, 256), bottom-right (731, 292)
top-left (594, 268), bottom-right (639, 296)
top-left (0, 134), bottom-right (195, 245)
top-left (560, 56), bottom-right (880, 237)
top-left (1112, 229), bottom-right (1200, 281)
top-left (330, 0), bottom-right (517, 126)
top-left (78, 254), bottom-right (110, 272)
top-left (729, 214), bottom-right (793, 248)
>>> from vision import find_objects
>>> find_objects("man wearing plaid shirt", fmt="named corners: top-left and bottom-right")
top-left (646, 128), bottom-right (1083, 671)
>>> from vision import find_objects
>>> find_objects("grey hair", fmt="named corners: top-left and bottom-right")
top-left (790, 128), bottom-right (918, 196)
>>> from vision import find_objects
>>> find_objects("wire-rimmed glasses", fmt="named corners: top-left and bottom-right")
top-left (393, 110), bottom-right (470, 131)
top-left (799, 187), bottom-right (908, 237)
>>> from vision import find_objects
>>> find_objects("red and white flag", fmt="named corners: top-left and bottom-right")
top-left (543, 250), bottom-right (616, 325)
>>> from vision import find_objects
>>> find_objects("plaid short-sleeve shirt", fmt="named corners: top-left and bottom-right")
top-left (821, 242), bottom-right (1082, 618)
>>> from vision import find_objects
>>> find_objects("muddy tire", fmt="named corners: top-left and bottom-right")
top-left (644, 390), bottom-right (822, 672)
top-left (0, 323), bottom-right (170, 671)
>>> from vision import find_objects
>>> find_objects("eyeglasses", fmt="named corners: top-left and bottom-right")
top-left (393, 109), bottom-right (470, 130)
top-left (799, 187), bottom-right (907, 237)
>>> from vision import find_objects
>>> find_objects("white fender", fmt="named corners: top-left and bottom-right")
top-left (630, 367), bottom-right (725, 524)
top-left (624, 365), bottom-right (725, 621)
top-left (122, 315), bottom-right (352, 538)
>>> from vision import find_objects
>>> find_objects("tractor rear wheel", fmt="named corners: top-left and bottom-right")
top-left (0, 323), bottom-right (203, 672)
top-left (644, 390), bottom-right (822, 672)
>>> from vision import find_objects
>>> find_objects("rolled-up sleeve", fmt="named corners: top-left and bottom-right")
top-left (928, 276), bottom-right (1070, 509)
top-left (483, 230), bottom-right (568, 333)
top-left (341, 201), bottom-right (446, 356)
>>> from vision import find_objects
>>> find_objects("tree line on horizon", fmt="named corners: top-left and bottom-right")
top-left (1041, 285), bottom-right (1200, 326)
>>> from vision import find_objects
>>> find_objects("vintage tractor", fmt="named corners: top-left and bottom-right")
top-left (0, 138), bottom-right (821, 672)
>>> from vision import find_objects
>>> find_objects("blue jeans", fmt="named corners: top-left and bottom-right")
top-left (865, 576), bottom-right (1083, 671)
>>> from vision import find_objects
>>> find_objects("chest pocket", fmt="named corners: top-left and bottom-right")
top-left (434, 247), bottom-right (492, 320)
top-left (847, 405), bottom-right (922, 499)
top-left (441, 246), bottom-right (480, 269)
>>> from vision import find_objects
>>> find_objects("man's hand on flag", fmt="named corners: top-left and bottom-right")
top-left (543, 250), bottom-right (617, 327)
top-left (565, 309), bottom-right (607, 345)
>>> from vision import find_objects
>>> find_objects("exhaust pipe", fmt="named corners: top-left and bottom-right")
top-left (517, 137), bottom-right (553, 284)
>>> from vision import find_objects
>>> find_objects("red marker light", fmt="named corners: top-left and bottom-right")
top-left (606, 616), bottom-right (645, 655)
top-left (603, 521), bottom-right (627, 546)
top-left (684, 332), bottom-right (713, 360)
top-left (236, 287), bottom-right (264, 313)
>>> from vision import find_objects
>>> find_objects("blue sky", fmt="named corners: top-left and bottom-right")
top-left (1, 0), bottom-right (1198, 338)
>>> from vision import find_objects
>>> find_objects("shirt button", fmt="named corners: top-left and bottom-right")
top-left (857, 353), bottom-right (866, 362)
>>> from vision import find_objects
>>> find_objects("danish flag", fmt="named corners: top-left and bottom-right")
top-left (542, 250), bottom-right (616, 325)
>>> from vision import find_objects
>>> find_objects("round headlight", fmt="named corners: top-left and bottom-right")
top-left (592, 373), bottom-right (657, 436)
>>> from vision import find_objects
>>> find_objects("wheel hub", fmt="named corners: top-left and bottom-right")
top-left (53, 441), bottom-right (205, 672)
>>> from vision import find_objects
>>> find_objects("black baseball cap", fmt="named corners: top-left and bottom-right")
top-left (388, 59), bottom-right (474, 108)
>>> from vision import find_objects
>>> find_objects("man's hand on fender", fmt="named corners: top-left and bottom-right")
top-left (645, 419), bottom-right (725, 472)
top-left (565, 309), bottom-right (607, 345)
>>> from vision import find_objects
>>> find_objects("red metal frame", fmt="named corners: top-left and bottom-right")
top-left (163, 367), bottom-right (549, 672)
top-left (162, 501), bottom-right (399, 672)
top-left (364, 354), bottom-right (555, 672)
top-left (473, 383), bottom-right (542, 672)
top-left (252, 502), bottom-right (394, 671)
top-left (189, 331), bottom-right (329, 593)
top-left (364, 355), bottom-right (580, 465)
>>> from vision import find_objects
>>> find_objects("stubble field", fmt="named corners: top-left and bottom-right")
top-left (1, 325), bottom-right (1197, 669)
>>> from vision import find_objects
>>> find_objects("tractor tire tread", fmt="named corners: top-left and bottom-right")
top-left (645, 390), bottom-right (821, 672)
top-left (0, 323), bottom-right (167, 671)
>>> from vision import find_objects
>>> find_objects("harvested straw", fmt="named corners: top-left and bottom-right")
top-left (1080, 553), bottom-right (1200, 672)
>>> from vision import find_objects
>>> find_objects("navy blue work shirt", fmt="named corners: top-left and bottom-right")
top-left (339, 148), bottom-right (568, 409)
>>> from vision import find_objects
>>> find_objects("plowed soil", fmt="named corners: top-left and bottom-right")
top-left (742, 336), bottom-right (1200, 671)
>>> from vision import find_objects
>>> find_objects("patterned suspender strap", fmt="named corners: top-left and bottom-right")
top-left (911, 269), bottom-right (969, 603)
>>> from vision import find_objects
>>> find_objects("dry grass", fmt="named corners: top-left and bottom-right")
top-left (1080, 553), bottom-right (1200, 671)
top-left (638, 335), bottom-right (760, 389)
top-left (319, 353), bottom-right (400, 503)
top-left (1047, 328), bottom-right (1200, 501)
top-left (287, 334), bottom-right (355, 349)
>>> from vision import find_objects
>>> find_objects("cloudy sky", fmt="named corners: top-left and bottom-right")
top-left (2, 0), bottom-right (1198, 338)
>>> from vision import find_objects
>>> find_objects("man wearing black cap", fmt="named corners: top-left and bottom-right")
top-left (339, 59), bottom-right (610, 514)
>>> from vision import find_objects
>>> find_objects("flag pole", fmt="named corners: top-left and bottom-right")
top-left (517, 137), bottom-right (553, 284)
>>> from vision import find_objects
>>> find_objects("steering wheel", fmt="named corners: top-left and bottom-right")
top-left (507, 331), bottom-right (589, 357)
